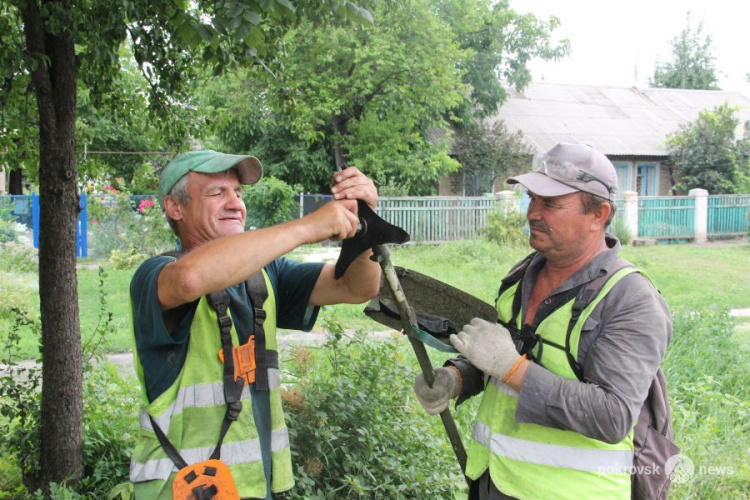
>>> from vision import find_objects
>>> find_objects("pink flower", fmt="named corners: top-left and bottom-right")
top-left (138, 199), bottom-right (155, 213)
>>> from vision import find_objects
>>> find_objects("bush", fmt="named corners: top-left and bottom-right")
top-left (609, 217), bottom-right (632, 246)
top-left (0, 204), bottom-right (29, 245)
top-left (283, 321), bottom-right (466, 498)
top-left (0, 270), bottom-right (137, 499)
top-left (109, 246), bottom-right (148, 270)
top-left (0, 244), bottom-right (37, 321)
top-left (244, 177), bottom-right (300, 229)
top-left (87, 194), bottom-right (175, 258)
top-left (0, 243), bottom-right (38, 274)
top-left (481, 208), bottom-right (527, 246)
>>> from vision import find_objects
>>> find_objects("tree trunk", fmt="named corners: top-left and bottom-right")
top-left (8, 169), bottom-right (24, 195)
top-left (21, 0), bottom-right (84, 491)
top-left (333, 114), bottom-right (350, 171)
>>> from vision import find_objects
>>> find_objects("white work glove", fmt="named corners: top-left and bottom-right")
top-left (449, 318), bottom-right (521, 380)
top-left (413, 367), bottom-right (460, 415)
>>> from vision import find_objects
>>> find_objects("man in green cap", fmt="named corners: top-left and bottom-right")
top-left (129, 150), bottom-right (381, 499)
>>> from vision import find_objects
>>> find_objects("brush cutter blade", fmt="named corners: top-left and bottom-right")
top-left (364, 266), bottom-right (497, 349)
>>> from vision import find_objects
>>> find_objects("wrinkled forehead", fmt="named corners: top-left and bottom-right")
top-left (188, 168), bottom-right (241, 189)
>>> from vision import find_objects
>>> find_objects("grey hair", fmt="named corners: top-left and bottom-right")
top-left (580, 192), bottom-right (617, 227)
top-left (163, 174), bottom-right (191, 235)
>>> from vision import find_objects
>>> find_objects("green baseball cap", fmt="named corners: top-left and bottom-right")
top-left (159, 149), bottom-right (263, 197)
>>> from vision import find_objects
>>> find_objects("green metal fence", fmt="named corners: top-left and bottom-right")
top-left (4, 192), bottom-right (747, 257)
top-left (377, 196), bottom-right (498, 242)
top-left (708, 194), bottom-right (750, 238)
top-left (638, 196), bottom-right (695, 240)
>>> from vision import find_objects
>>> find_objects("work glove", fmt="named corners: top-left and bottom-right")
top-left (450, 318), bottom-right (521, 381)
top-left (413, 367), bottom-right (460, 415)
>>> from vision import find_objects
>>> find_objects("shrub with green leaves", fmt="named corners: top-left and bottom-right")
top-left (0, 270), bottom-right (138, 499)
top-left (87, 194), bottom-right (175, 258)
top-left (244, 177), bottom-right (300, 229)
top-left (609, 217), bottom-right (632, 246)
top-left (283, 321), bottom-right (466, 498)
top-left (109, 246), bottom-right (148, 270)
top-left (481, 207), bottom-right (528, 246)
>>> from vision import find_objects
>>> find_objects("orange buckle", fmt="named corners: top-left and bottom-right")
top-left (172, 459), bottom-right (240, 500)
top-left (218, 335), bottom-right (256, 384)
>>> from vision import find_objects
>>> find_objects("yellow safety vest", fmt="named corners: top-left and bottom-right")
top-left (465, 267), bottom-right (639, 500)
top-left (130, 271), bottom-right (293, 499)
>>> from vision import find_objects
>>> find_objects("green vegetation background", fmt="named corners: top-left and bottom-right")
top-left (1, 239), bottom-right (749, 498)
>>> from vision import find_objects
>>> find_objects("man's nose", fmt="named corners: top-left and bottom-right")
top-left (526, 198), bottom-right (541, 219)
top-left (225, 191), bottom-right (245, 209)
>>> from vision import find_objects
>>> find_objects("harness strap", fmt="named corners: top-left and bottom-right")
top-left (149, 288), bottom-right (245, 470)
top-left (246, 272), bottom-right (272, 391)
top-left (206, 290), bottom-right (245, 460)
top-left (565, 259), bottom-right (633, 381)
top-left (150, 415), bottom-right (189, 470)
top-left (498, 252), bottom-right (635, 380)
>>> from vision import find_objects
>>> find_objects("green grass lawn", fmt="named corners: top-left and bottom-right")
top-left (2, 238), bottom-right (749, 361)
top-left (620, 241), bottom-right (750, 311)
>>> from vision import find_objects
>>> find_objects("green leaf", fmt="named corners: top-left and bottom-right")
top-left (194, 23), bottom-right (214, 43)
top-left (227, 15), bottom-right (244, 30)
top-left (244, 28), bottom-right (264, 51)
top-left (243, 10), bottom-right (261, 25)
top-left (275, 0), bottom-right (296, 13)
top-left (176, 22), bottom-right (199, 45)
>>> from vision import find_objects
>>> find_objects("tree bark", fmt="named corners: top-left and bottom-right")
top-left (8, 168), bottom-right (24, 195)
top-left (21, 0), bottom-right (84, 491)
top-left (332, 113), bottom-right (350, 171)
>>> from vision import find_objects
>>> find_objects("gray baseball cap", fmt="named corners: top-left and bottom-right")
top-left (159, 150), bottom-right (263, 197)
top-left (507, 143), bottom-right (617, 201)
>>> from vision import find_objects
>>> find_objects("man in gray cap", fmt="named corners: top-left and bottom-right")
top-left (129, 150), bottom-right (381, 499)
top-left (414, 143), bottom-right (672, 499)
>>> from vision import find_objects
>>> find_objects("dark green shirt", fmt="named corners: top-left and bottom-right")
top-left (131, 255), bottom-right (323, 400)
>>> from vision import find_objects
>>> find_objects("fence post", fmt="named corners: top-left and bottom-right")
top-left (690, 188), bottom-right (708, 243)
top-left (623, 191), bottom-right (639, 241)
top-left (32, 192), bottom-right (40, 249)
top-left (77, 194), bottom-right (88, 258)
top-left (494, 190), bottom-right (516, 213)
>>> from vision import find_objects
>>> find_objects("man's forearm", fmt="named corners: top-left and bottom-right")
top-left (341, 250), bottom-right (381, 302)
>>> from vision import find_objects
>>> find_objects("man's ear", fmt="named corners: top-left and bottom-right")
top-left (591, 201), bottom-right (612, 231)
top-left (163, 196), bottom-right (184, 222)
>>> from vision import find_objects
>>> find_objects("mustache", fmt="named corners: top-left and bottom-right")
top-left (529, 220), bottom-right (553, 234)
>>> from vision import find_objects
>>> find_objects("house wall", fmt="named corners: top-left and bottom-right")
top-left (658, 166), bottom-right (674, 195)
top-left (609, 156), bottom-right (672, 196)
top-left (438, 172), bottom-right (464, 196)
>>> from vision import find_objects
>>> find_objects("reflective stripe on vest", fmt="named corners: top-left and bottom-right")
top-left (465, 268), bottom-right (638, 499)
top-left (472, 422), bottom-right (634, 473)
top-left (130, 426), bottom-right (290, 482)
top-left (130, 270), bottom-right (293, 498)
top-left (139, 370), bottom-right (281, 435)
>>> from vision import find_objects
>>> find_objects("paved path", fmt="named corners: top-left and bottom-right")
top-left (74, 329), bottom-right (399, 379)
top-left (23, 306), bottom-right (750, 378)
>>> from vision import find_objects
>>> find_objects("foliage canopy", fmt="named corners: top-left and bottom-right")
top-left (650, 15), bottom-right (720, 90)
top-left (198, 0), bottom-right (567, 194)
top-left (451, 119), bottom-right (533, 196)
top-left (666, 104), bottom-right (749, 194)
